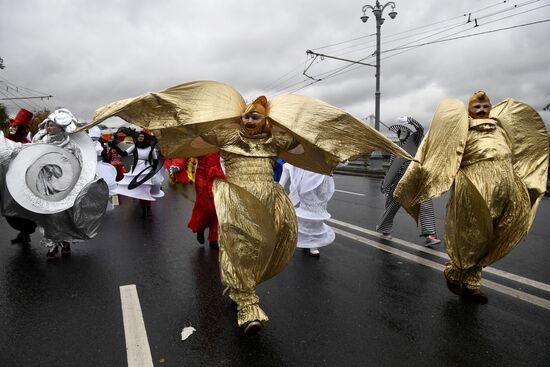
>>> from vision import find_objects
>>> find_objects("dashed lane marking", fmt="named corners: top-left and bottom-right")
top-left (120, 284), bottom-right (154, 367)
top-left (331, 226), bottom-right (550, 310)
top-left (334, 189), bottom-right (366, 196)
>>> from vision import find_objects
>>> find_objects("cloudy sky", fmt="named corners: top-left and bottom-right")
top-left (1, 0), bottom-right (549, 131)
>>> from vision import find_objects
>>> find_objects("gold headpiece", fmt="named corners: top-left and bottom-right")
top-left (241, 96), bottom-right (270, 135)
top-left (244, 96), bottom-right (268, 116)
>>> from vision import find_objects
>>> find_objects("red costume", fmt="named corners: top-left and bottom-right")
top-left (165, 157), bottom-right (190, 184)
top-left (7, 108), bottom-right (33, 143)
top-left (187, 152), bottom-right (225, 245)
top-left (103, 132), bottom-right (126, 181)
top-left (4, 108), bottom-right (37, 245)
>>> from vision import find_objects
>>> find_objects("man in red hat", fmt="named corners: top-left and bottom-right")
top-left (4, 108), bottom-right (37, 245)
top-left (7, 108), bottom-right (33, 143)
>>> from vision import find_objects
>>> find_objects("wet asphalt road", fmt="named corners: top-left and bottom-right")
top-left (0, 174), bottom-right (549, 367)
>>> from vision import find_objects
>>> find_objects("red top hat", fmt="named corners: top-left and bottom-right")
top-left (9, 108), bottom-right (33, 127)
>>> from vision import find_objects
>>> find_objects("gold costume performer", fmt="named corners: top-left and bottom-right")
top-left (395, 91), bottom-right (548, 303)
top-left (82, 80), bottom-right (412, 334)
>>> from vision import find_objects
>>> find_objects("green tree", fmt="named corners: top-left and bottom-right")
top-left (0, 103), bottom-right (9, 133)
top-left (29, 108), bottom-right (51, 135)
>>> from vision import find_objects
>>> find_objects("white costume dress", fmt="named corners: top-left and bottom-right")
top-left (115, 145), bottom-right (164, 201)
top-left (88, 127), bottom-right (117, 211)
top-left (279, 163), bottom-right (335, 249)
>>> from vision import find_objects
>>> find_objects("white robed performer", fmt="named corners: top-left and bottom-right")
top-left (109, 128), bottom-right (164, 217)
top-left (88, 126), bottom-right (118, 211)
top-left (279, 162), bottom-right (335, 257)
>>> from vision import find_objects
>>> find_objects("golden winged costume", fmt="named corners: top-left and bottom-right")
top-left (394, 94), bottom-right (548, 302)
top-left (82, 80), bottom-right (413, 332)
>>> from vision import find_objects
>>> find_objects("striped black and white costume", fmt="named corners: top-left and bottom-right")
top-left (376, 117), bottom-right (437, 237)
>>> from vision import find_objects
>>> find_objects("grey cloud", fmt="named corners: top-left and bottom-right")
top-left (0, 0), bottom-right (548, 132)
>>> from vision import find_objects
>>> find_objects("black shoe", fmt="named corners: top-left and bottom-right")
top-left (244, 320), bottom-right (262, 336)
top-left (444, 272), bottom-right (463, 296)
top-left (196, 231), bottom-right (205, 244)
top-left (46, 245), bottom-right (59, 258)
top-left (22, 233), bottom-right (31, 244)
top-left (462, 287), bottom-right (488, 304)
top-left (11, 232), bottom-right (28, 245)
top-left (209, 240), bottom-right (219, 249)
top-left (61, 242), bottom-right (71, 255)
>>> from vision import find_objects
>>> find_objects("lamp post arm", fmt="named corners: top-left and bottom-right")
top-left (380, 1), bottom-right (396, 13)
top-left (362, 4), bottom-right (375, 13)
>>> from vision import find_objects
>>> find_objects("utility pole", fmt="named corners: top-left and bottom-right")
top-left (360, 1), bottom-right (397, 132)
top-left (360, 1), bottom-right (397, 173)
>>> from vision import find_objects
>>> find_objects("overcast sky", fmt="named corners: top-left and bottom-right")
top-left (1, 0), bottom-right (549, 131)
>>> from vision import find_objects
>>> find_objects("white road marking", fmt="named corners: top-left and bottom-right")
top-left (328, 218), bottom-right (550, 294)
top-left (331, 226), bottom-right (550, 310)
top-left (120, 285), bottom-right (154, 367)
top-left (334, 189), bottom-right (366, 196)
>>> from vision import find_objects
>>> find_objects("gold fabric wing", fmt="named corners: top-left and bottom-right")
top-left (79, 80), bottom-right (246, 158)
top-left (489, 98), bottom-right (549, 225)
top-left (394, 99), bottom-right (469, 220)
top-left (268, 94), bottom-right (413, 175)
top-left (82, 80), bottom-right (412, 173)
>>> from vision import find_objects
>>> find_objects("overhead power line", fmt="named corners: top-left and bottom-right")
top-left (263, 0), bottom-right (546, 96)
top-left (305, 50), bottom-right (375, 67)
top-left (0, 96), bottom-right (53, 100)
top-left (0, 78), bottom-right (55, 113)
top-left (383, 18), bottom-right (550, 54)
top-left (275, 17), bottom-right (550, 96)
top-left (309, 0), bottom-right (538, 53)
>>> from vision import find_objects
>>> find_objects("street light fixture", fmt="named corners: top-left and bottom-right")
top-left (360, 0), bottom-right (397, 132)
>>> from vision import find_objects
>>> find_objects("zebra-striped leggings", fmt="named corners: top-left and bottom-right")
top-left (376, 191), bottom-right (437, 236)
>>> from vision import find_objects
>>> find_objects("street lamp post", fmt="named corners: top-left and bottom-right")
top-left (360, 1), bottom-right (397, 174)
top-left (360, 0), bottom-right (397, 132)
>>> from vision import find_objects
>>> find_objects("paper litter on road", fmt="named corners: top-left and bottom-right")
top-left (181, 326), bottom-right (196, 341)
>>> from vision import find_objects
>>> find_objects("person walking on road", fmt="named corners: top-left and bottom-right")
top-left (376, 116), bottom-right (440, 247)
top-left (187, 152), bottom-right (225, 249)
top-left (395, 91), bottom-right (548, 304)
top-left (109, 129), bottom-right (164, 218)
top-left (279, 162), bottom-right (335, 257)
top-left (4, 108), bottom-right (37, 246)
top-left (1, 108), bottom-right (109, 258)
top-left (85, 80), bottom-right (413, 336)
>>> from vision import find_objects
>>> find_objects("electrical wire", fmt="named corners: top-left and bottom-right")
top-left (321, 0), bottom-right (543, 61)
top-left (274, 16), bottom-right (549, 97)
top-left (270, 0), bottom-right (548, 96)
top-left (0, 78), bottom-right (55, 113)
top-left (384, 18), bottom-right (550, 54)
top-left (309, 0), bottom-right (535, 53)
top-left (0, 86), bottom-right (43, 111)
